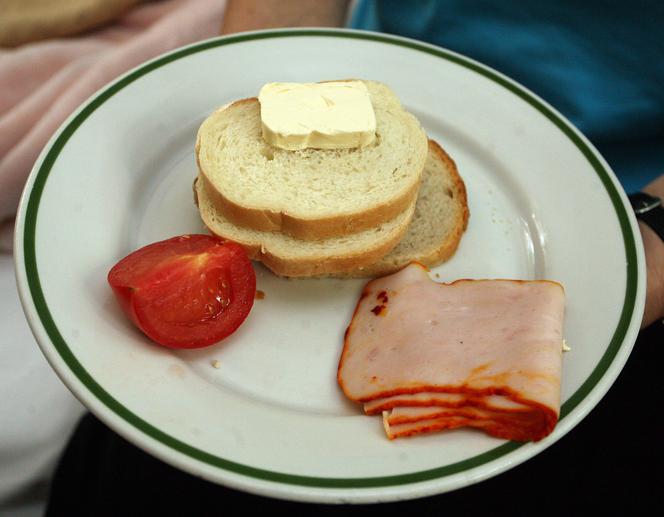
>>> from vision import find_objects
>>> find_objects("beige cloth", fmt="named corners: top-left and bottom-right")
top-left (0, 0), bottom-right (226, 252)
top-left (0, 0), bottom-right (142, 47)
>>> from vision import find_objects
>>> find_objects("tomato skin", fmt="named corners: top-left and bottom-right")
top-left (108, 235), bottom-right (256, 349)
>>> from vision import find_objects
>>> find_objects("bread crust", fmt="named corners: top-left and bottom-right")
top-left (229, 229), bottom-right (409, 278)
top-left (197, 165), bottom-right (421, 240)
top-left (422, 139), bottom-right (469, 262)
top-left (195, 95), bottom-right (426, 241)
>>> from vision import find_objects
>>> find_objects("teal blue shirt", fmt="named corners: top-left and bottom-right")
top-left (351, 0), bottom-right (664, 192)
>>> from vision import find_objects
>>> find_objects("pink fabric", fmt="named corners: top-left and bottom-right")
top-left (0, 0), bottom-right (226, 252)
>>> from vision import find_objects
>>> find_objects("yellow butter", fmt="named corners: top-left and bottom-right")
top-left (258, 81), bottom-right (376, 150)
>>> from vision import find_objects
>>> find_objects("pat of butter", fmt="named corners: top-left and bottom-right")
top-left (258, 81), bottom-right (376, 150)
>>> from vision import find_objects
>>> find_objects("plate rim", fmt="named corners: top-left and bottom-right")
top-left (13, 28), bottom-right (644, 497)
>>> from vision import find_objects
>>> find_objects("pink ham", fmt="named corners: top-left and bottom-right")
top-left (337, 262), bottom-right (565, 442)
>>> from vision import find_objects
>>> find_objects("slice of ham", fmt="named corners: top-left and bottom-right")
top-left (337, 262), bottom-right (565, 442)
top-left (365, 393), bottom-right (529, 415)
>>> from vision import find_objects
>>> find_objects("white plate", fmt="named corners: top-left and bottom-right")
top-left (14, 29), bottom-right (645, 504)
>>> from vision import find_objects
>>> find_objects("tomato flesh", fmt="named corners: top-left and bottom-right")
top-left (108, 235), bottom-right (256, 348)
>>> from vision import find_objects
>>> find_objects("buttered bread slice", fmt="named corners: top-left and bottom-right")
top-left (195, 81), bottom-right (427, 241)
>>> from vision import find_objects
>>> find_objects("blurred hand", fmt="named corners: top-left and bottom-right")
top-left (221, 0), bottom-right (350, 34)
top-left (640, 174), bottom-right (664, 328)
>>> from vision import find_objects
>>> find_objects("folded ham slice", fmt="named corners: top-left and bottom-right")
top-left (337, 262), bottom-right (565, 442)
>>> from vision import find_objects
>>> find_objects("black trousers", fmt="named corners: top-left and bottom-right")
top-left (46, 323), bottom-right (663, 516)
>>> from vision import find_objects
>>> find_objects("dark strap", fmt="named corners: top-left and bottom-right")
top-left (638, 202), bottom-right (664, 242)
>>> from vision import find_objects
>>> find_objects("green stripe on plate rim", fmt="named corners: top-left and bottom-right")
top-left (22, 29), bottom-right (638, 489)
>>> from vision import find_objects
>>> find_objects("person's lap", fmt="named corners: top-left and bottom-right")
top-left (45, 322), bottom-right (663, 516)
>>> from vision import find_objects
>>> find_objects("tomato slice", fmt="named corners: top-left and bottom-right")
top-left (108, 235), bottom-right (256, 348)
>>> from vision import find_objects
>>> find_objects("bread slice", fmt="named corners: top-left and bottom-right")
top-left (195, 177), bottom-right (416, 277)
top-left (340, 140), bottom-right (469, 278)
top-left (195, 81), bottom-right (428, 241)
top-left (194, 139), bottom-right (468, 278)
